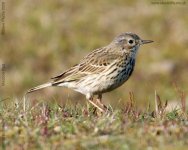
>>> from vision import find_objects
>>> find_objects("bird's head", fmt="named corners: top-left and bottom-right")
top-left (112, 32), bottom-right (153, 53)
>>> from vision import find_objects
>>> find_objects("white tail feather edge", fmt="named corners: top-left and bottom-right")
top-left (27, 82), bottom-right (52, 93)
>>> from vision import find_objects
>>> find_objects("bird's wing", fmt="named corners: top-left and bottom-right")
top-left (51, 47), bottom-right (121, 85)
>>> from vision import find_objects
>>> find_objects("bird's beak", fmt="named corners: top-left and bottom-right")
top-left (140, 40), bottom-right (154, 45)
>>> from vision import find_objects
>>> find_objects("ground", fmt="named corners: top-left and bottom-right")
top-left (0, 95), bottom-right (187, 150)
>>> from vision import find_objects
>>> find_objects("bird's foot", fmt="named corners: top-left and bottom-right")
top-left (88, 99), bottom-right (105, 113)
top-left (95, 99), bottom-right (108, 111)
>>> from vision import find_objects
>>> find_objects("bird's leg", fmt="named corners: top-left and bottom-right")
top-left (96, 94), bottom-right (107, 110)
top-left (88, 96), bottom-right (104, 112)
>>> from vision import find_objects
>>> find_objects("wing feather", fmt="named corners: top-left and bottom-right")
top-left (51, 46), bottom-right (121, 85)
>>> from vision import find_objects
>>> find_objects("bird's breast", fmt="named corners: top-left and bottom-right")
top-left (111, 57), bottom-right (135, 88)
top-left (100, 57), bottom-right (135, 93)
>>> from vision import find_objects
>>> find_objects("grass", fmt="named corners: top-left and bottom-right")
top-left (0, 93), bottom-right (187, 150)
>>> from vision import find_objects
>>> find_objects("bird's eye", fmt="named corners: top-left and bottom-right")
top-left (128, 40), bottom-right (134, 44)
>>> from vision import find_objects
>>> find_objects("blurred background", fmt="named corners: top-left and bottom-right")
top-left (1, 0), bottom-right (188, 108)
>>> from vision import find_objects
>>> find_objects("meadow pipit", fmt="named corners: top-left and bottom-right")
top-left (27, 32), bottom-right (153, 112)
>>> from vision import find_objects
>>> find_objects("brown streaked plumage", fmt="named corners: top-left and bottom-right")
top-left (27, 32), bottom-right (153, 112)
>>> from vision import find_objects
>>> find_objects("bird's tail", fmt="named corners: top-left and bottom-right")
top-left (27, 82), bottom-right (52, 93)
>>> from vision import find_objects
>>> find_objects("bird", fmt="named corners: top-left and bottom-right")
top-left (27, 32), bottom-right (153, 112)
